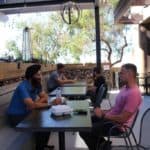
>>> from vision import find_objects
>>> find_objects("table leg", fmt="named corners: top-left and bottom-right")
top-left (59, 132), bottom-right (65, 150)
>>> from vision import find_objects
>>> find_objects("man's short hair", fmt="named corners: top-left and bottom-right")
top-left (25, 64), bottom-right (41, 79)
top-left (57, 63), bottom-right (65, 70)
top-left (122, 63), bottom-right (137, 78)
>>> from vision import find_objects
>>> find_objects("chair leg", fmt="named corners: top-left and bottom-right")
top-left (137, 144), bottom-right (148, 150)
top-left (107, 134), bottom-right (130, 150)
top-left (130, 130), bottom-right (140, 150)
top-left (122, 133), bottom-right (130, 150)
top-left (126, 136), bottom-right (134, 150)
top-left (123, 128), bottom-right (134, 150)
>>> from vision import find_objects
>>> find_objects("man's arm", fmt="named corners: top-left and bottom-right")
top-left (94, 107), bottom-right (110, 117)
top-left (61, 74), bottom-right (67, 80)
top-left (104, 110), bottom-right (133, 123)
top-left (19, 84), bottom-right (49, 110)
top-left (94, 107), bottom-right (133, 124)
top-left (37, 91), bottom-right (48, 103)
top-left (56, 77), bottom-right (75, 85)
top-left (24, 98), bottom-right (49, 110)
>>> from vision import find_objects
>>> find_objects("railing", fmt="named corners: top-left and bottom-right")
top-left (138, 75), bottom-right (150, 95)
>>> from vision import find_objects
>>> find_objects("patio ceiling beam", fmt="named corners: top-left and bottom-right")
top-left (131, 0), bottom-right (150, 6)
top-left (0, 0), bottom-right (95, 9)
top-left (114, 0), bottom-right (131, 22)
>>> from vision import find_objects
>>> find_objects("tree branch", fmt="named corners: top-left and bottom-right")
top-left (111, 36), bottom-right (128, 67)
top-left (101, 37), bottom-right (112, 64)
top-left (101, 48), bottom-right (109, 53)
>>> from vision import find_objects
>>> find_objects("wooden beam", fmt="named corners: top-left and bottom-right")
top-left (114, 0), bottom-right (132, 22)
top-left (114, 0), bottom-right (150, 23)
top-left (132, 0), bottom-right (150, 6)
top-left (0, 0), bottom-right (95, 14)
top-left (117, 17), bottom-right (142, 24)
top-left (0, 0), bottom-right (95, 8)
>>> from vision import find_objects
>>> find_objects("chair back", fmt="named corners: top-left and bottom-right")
top-left (139, 108), bottom-right (150, 149)
top-left (130, 109), bottom-right (139, 130)
top-left (122, 109), bottom-right (139, 137)
top-left (94, 84), bottom-right (107, 107)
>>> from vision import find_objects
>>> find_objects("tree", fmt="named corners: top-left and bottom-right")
top-left (50, 11), bottom-right (95, 63)
top-left (100, 0), bottom-right (128, 68)
top-left (5, 0), bottom-right (128, 65)
top-left (30, 22), bottom-right (60, 63)
top-left (6, 40), bottom-right (22, 60)
top-left (7, 11), bottom-right (94, 63)
top-left (29, 11), bottom-right (95, 63)
top-left (101, 36), bottom-right (127, 67)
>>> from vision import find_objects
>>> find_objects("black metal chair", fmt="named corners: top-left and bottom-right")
top-left (101, 90), bottom-right (112, 109)
top-left (96, 110), bottom-right (140, 150)
top-left (89, 84), bottom-right (107, 113)
top-left (94, 83), bottom-right (108, 108)
top-left (138, 108), bottom-right (150, 150)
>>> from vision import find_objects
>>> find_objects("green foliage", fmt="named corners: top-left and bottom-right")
top-left (27, 10), bottom-right (95, 63)
top-left (110, 0), bottom-right (120, 8)
top-left (100, 0), bottom-right (128, 66)
top-left (5, 0), bottom-right (127, 65)
top-left (6, 40), bottom-right (22, 59)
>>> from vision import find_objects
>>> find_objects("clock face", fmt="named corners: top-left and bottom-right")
top-left (61, 2), bottom-right (80, 24)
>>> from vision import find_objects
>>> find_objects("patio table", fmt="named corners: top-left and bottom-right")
top-left (49, 85), bottom-right (87, 100)
top-left (16, 100), bottom-right (92, 150)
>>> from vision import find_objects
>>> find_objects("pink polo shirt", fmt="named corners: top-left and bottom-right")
top-left (106, 85), bottom-right (142, 127)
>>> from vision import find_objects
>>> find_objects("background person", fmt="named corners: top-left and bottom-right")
top-left (87, 67), bottom-right (107, 105)
top-left (47, 63), bottom-right (76, 92)
top-left (7, 64), bottom-right (55, 150)
top-left (80, 63), bottom-right (142, 150)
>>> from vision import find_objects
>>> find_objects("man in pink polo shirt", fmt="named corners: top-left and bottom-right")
top-left (79, 63), bottom-right (142, 150)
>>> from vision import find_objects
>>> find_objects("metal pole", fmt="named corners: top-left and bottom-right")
top-left (94, 5), bottom-right (101, 72)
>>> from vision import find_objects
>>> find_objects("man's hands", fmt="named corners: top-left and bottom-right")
top-left (94, 107), bottom-right (132, 123)
top-left (51, 98), bottom-right (62, 105)
top-left (88, 86), bottom-right (96, 92)
top-left (94, 107), bottom-right (104, 118)
top-left (38, 91), bottom-right (48, 103)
